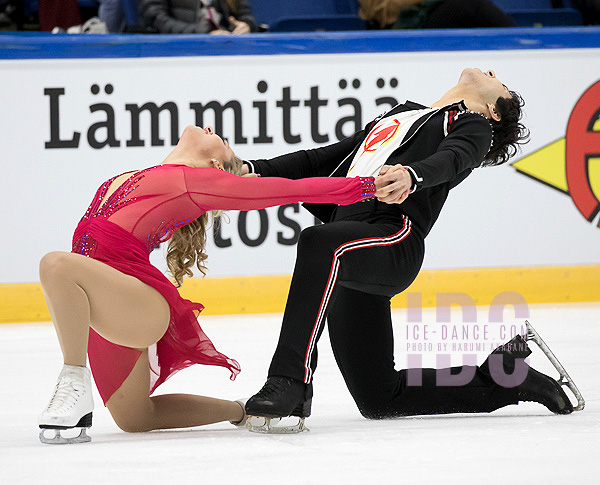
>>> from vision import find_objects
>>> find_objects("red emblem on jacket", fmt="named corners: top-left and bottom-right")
top-left (363, 119), bottom-right (401, 153)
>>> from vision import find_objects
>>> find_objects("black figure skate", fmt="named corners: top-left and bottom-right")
top-left (523, 320), bottom-right (585, 412)
top-left (38, 365), bottom-right (94, 444)
top-left (245, 376), bottom-right (312, 433)
top-left (483, 321), bottom-right (584, 414)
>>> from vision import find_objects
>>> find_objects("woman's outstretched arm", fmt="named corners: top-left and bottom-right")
top-left (182, 167), bottom-right (375, 212)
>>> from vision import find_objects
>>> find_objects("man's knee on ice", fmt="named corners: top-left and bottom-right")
top-left (355, 395), bottom-right (393, 420)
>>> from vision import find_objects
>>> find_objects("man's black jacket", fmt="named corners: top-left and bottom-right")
top-left (248, 100), bottom-right (492, 237)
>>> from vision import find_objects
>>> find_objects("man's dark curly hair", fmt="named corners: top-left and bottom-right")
top-left (482, 90), bottom-right (530, 166)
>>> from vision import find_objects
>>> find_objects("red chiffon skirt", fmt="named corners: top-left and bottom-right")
top-left (72, 218), bottom-right (240, 404)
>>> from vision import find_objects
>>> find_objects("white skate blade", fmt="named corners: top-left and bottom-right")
top-left (246, 416), bottom-right (309, 434)
top-left (39, 427), bottom-right (91, 445)
top-left (525, 320), bottom-right (585, 411)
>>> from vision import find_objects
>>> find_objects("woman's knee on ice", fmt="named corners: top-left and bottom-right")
top-left (108, 401), bottom-right (155, 433)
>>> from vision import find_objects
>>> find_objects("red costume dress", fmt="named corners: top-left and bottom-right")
top-left (71, 164), bottom-right (375, 404)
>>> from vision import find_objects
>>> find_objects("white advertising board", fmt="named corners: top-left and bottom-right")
top-left (1, 48), bottom-right (599, 283)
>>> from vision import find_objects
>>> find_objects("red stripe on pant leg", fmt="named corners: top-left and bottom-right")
top-left (303, 256), bottom-right (341, 382)
top-left (302, 218), bottom-right (411, 383)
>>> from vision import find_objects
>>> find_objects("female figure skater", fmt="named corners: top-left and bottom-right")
top-left (37, 125), bottom-right (376, 444)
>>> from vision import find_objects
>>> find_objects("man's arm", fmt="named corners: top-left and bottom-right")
top-left (246, 130), bottom-right (365, 179)
top-left (403, 113), bottom-right (492, 191)
top-left (375, 113), bottom-right (492, 204)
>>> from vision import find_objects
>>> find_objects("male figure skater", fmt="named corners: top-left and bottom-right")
top-left (242, 68), bottom-right (579, 431)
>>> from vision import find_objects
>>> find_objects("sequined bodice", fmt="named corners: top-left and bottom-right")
top-left (82, 168), bottom-right (150, 220)
top-left (75, 166), bottom-right (197, 253)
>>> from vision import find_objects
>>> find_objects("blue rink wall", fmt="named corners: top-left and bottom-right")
top-left (1, 27), bottom-right (600, 58)
top-left (1, 28), bottom-right (599, 322)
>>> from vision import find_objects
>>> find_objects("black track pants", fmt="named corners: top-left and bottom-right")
top-left (267, 217), bottom-right (518, 417)
top-left (268, 216), bottom-right (421, 383)
top-left (328, 286), bottom-right (519, 418)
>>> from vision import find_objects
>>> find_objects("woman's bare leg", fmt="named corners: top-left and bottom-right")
top-left (107, 349), bottom-right (244, 432)
top-left (39, 251), bottom-right (171, 363)
top-left (39, 250), bottom-right (243, 431)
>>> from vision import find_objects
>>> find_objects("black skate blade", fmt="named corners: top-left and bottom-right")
top-left (525, 321), bottom-right (585, 412)
top-left (246, 416), bottom-right (309, 434)
top-left (39, 427), bottom-right (92, 445)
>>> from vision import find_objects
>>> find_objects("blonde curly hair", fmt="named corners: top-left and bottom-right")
top-left (166, 155), bottom-right (243, 287)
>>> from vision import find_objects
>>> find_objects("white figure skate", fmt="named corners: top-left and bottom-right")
top-left (525, 321), bottom-right (585, 411)
top-left (38, 365), bottom-right (94, 444)
top-left (230, 399), bottom-right (249, 428)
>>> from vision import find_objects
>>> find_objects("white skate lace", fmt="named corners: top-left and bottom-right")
top-left (45, 377), bottom-right (83, 415)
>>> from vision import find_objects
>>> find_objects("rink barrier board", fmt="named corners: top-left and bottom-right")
top-left (2, 27), bottom-right (600, 59)
top-left (1, 28), bottom-right (599, 323)
top-left (1, 264), bottom-right (598, 324)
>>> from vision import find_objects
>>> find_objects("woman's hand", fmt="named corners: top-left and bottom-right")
top-left (374, 165), bottom-right (412, 204)
top-left (230, 17), bottom-right (251, 34)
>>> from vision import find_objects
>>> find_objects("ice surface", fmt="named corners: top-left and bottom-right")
top-left (1, 303), bottom-right (598, 483)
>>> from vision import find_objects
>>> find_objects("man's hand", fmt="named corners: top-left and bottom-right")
top-left (240, 163), bottom-right (250, 175)
top-left (230, 17), bottom-right (251, 34)
top-left (374, 165), bottom-right (412, 204)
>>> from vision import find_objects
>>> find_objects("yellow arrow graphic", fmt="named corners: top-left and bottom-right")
top-left (511, 138), bottom-right (569, 194)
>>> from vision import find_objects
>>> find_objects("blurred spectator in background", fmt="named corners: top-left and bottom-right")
top-left (39, 0), bottom-right (82, 31)
top-left (98, 0), bottom-right (126, 32)
top-left (359, 0), bottom-right (514, 29)
top-left (0, 0), bottom-right (17, 30)
top-left (140, 0), bottom-right (259, 34)
top-left (38, 0), bottom-right (111, 33)
top-left (570, 0), bottom-right (600, 24)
